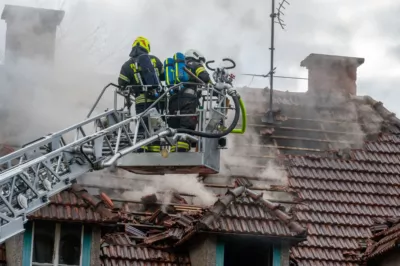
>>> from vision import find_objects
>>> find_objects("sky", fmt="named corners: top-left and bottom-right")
top-left (0, 0), bottom-right (400, 114)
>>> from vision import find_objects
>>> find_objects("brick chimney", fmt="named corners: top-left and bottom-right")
top-left (1, 5), bottom-right (65, 64)
top-left (300, 53), bottom-right (365, 96)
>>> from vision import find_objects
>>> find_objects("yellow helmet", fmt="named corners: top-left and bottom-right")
top-left (132, 36), bottom-right (151, 53)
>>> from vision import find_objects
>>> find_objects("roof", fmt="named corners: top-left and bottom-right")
top-left (28, 184), bottom-right (119, 223)
top-left (1, 4), bottom-right (65, 25)
top-left (6, 82), bottom-right (400, 265)
top-left (124, 186), bottom-right (305, 247)
top-left (95, 186), bottom-right (304, 264)
top-left (101, 232), bottom-right (191, 265)
top-left (361, 217), bottom-right (400, 262)
top-left (246, 87), bottom-right (400, 266)
top-left (205, 186), bottom-right (306, 238)
top-left (22, 178), bottom-right (304, 263)
top-left (0, 144), bottom-right (14, 158)
top-left (101, 242), bottom-right (191, 266)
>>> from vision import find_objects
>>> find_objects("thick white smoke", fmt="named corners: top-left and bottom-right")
top-left (80, 170), bottom-right (217, 207)
top-left (0, 0), bottom-right (397, 209)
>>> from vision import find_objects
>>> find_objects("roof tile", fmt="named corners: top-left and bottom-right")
top-left (362, 218), bottom-right (400, 261)
top-left (288, 138), bottom-right (400, 264)
top-left (239, 90), bottom-right (400, 266)
top-left (28, 187), bottom-right (116, 223)
top-left (101, 244), bottom-right (191, 265)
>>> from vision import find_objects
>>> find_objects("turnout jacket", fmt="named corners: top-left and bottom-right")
top-left (118, 46), bottom-right (165, 87)
top-left (186, 60), bottom-right (211, 84)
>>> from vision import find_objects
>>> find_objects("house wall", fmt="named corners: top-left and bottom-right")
top-left (189, 235), bottom-right (217, 266)
top-left (90, 225), bottom-right (101, 266)
top-left (5, 232), bottom-right (24, 266)
top-left (7, 221), bottom-right (101, 266)
top-left (372, 249), bottom-right (400, 266)
top-left (280, 243), bottom-right (290, 266)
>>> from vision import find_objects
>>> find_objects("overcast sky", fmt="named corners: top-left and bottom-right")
top-left (0, 0), bottom-right (400, 114)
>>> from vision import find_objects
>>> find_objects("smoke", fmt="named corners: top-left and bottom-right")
top-left (0, 58), bottom-right (117, 145)
top-left (0, 4), bottom-right (117, 145)
top-left (219, 87), bottom-right (288, 185)
top-left (0, 0), bottom-right (299, 89)
top-left (0, 1), bottom-right (299, 210)
top-left (0, 1), bottom-right (390, 212)
top-left (297, 70), bottom-right (384, 150)
top-left (0, 0), bottom-right (274, 144)
top-left (79, 169), bottom-right (217, 207)
top-left (118, 172), bottom-right (217, 207)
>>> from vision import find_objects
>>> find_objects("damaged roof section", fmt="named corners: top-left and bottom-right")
top-left (94, 184), bottom-right (305, 265)
top-left (97, 184), bottom-right (306, 252)
top-left (362, 217), bottom-right (400, 262)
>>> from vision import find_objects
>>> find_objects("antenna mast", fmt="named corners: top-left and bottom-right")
top-left (263, 0), bottom-right (289, 123)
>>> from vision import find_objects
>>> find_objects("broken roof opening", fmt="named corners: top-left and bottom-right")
top-left (301, 53), bottom-right (365, 96)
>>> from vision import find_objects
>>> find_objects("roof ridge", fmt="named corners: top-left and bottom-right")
top-left (351, 95), bottom-right (400, 129)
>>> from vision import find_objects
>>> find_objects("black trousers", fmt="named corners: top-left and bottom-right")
top-left (168, 94), bottom-right (198, 130)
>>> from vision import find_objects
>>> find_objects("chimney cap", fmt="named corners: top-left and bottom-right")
top-left (1, 5), bottom-right (65, 25)
top-left (301, 53), bottom-right (365, 69)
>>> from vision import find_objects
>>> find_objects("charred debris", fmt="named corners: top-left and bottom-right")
top-left (92, 177), bottom-right (305, 251)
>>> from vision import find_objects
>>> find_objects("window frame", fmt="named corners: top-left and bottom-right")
top-left (30, 221), bottom-right (85, 266)
top-left (217, 238), bottom-right (279, 266)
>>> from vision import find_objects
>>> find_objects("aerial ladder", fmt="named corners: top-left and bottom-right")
top-left (0, 58), bottom-right (247, 243)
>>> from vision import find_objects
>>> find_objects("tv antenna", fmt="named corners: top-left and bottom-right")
top-left (263, 0), bottom-right (290, 124)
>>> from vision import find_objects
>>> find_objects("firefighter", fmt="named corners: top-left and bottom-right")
top-left (167, 49), bottom-right (211, 152)
top-left (118, 36), bottom-right (165, 152)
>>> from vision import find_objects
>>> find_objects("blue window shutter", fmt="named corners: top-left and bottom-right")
top-left (216, 241), bottom-right (225, 266)
top-left (272, 244), bottom-right (281, 266)
top-left (81, 226), bottom-right (92, 266)
top-left (22, 223), bottom-right (33, 266)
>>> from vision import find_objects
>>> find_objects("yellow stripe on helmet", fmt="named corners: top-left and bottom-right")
top-left (132, 36), bottom-right (151, 53)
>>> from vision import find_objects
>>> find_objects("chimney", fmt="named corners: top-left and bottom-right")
top-left (300, 53), bottom-right (365, 96)
top-left (1, 5), bottom-right (65, 65)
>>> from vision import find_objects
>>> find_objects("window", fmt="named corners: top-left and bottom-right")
top-left (31, 221), bottom-right (83, 266)
top-left (223, 239), bottom-right (273, 266)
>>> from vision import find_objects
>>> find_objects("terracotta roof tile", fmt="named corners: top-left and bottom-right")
top-left (203, 187), bottom-right (306, 238)
top-left (286, 138), bottom-right (400, 265)
top-left (103, 233), bottom-right (134, 246)
top-left (28, 184), bottom-right (118, 223)
top-left (302, 235), bottom-right (360, 250)
top-left (100, 244), bottom-right (191, 266)
top-left (362, 218), bottom-right (400, 261)
top-left (243, 89), bottom-right (400, 265)
top-left (293, 262), bottom-right (359, 266)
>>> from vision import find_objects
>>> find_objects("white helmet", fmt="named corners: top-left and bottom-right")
top-left (185, 49), bottom-right (206, 63)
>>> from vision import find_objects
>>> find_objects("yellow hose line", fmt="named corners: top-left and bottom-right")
top-left (231, 97), bottom-right (246, 134)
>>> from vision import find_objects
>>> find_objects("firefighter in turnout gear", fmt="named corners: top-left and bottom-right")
top-left (118, 36), bottom-right (165, 152)
top-left (167, 49), bottom-right (211, 152)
